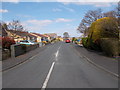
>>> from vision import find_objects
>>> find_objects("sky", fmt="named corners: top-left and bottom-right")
top-left (0, 1), bottom-right (118, 37)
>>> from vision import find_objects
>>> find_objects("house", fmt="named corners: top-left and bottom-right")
top-left (6, 30), bottom-right (37, 42)
top-left (42, 34), bottom-right (51, 42)
top-left (57, 36), bottom-right (63, 41)
top-left (31, 33), bottom-right (48, 42)
top-left (44, 33), bottom-right (57, 41)
top-left (30, 33), bottom-right (42, 42)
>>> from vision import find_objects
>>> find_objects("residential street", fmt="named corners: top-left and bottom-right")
top-left (3, 42), bottom-right (118, 88)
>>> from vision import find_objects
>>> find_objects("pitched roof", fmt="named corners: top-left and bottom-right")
top-left (7, 30), bottom-right (37, 38)
top-left (32, 33), bottom-right (47, 37)
top-left (44, 33), bottom-right (57, 37)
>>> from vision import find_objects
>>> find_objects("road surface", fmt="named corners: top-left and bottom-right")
top-left (3, 42), bottom-right (118, 88)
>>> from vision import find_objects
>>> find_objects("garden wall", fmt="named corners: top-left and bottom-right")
top-left (11, 44), bottom-right (39, 57)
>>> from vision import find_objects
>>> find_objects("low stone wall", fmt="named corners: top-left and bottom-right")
top-left (2, 49), bottom-right (11, 60)
top-left (25, 44), bottom-right (39, 52)
top-left (11, 44), bottom-right (39, 57)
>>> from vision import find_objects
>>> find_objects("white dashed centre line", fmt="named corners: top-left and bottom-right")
top-left (41, 46), bottom-right (61, 90)
top-left (41, 62), bottom-right (55, 90)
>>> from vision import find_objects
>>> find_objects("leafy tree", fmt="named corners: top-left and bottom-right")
top-left (63, 32), bottom-right (69, 38)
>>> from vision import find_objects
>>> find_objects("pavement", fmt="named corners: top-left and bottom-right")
top-left (2, 41), bottom-right (118, 88)
top-left (72, 44), bottom-right (118, 77)
top-left (2, 44), bottom-right (49, 71)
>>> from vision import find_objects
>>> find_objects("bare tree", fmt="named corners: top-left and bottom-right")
top-left (8, 20), bottom-right (24, 31)
top-left (77, 9), bottom-right (103, 36)
top-left (83, 9), bottom-right (103, 25)
top-left (103, 11), bottom-right (117, 18)
top-left (7, 20), bottom-right (28, 39)
top-left (118, 1), bottom-right (120, 40)
top-left (116, 1), bottom-right (120, 18)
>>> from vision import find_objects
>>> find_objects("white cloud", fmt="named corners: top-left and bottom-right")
top-left (62, 2), bottom-right (118, 7)
top-left (2, 0), bottom-right (119, 2)
top-left (25, 19), bottom-right (53, 26)
top-left (21, 19), bottom-right (52, 32)
top-left (59, 5), bottom-right (75, 12)
top-left (55, 18), bottom-right (74, 22)
top-left (2, 0), bottom-right (19, 3)
top-left (65, 7), bottom-right (74, 12)
top-left (53, 8), bottom-right (62, 12)
top-left (94, 3), bottom-right (111, 7)
top-left (21, 18), bottom-right (74, 32)
top-left (16, 14), bottom-right (33, 18)
top-left (24, 18), bottom-right (73, 26)
top-left (56, 0), bottom-right (119, 2)
top-left (66, 24), bottom-right (71, 26)
top-left (76, 2), bottom-right (114, 7)
top-left (0, 9), bottom-right (8, 13)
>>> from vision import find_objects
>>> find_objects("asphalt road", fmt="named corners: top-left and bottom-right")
top-left (3, 42), bottom-right (118, 88)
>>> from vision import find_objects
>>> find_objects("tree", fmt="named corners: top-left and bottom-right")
top-left (8, 20), bottom-right (24, 31)
top-left (0, 22), bottom-right (8, 37)
top-left (118, 1), bottom-right (120, 40)
top-left (77, 9), bottom-right (103, 36)
top-left (103, 11), bottom-right (117, 18)
top-left (2, 23), bottom-right (8, 30)
top-left (103, 2), bottom-right (120, 18)
top-left (63, 32), bottom-right (69, 38)
top-left (7, 20), bottom-right (28, 39)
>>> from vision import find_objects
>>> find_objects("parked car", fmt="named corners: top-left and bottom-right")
top-left (65, 39), bottom-right (71, 43)
top-left (19, 40), bottom-right (36, 45)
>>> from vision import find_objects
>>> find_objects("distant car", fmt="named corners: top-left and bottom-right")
top-left (65, 39), bottom-right (70, 43)
top-left (19, 40), bottom-right (36, 45)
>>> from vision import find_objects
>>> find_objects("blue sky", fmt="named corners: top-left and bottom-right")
top-left (1, 2), bottom-right (118, 37)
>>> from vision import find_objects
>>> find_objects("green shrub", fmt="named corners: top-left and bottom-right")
top-left (82, 37), bottom-right (88, 48)
top-left (82, 37), bottom-right (101, 51)
top-left (86, 38), bottom-right (94, 49)
top-left (92, 39), bottom-right (101, 51)
top-left (100, 38), bottom-right (119, 57)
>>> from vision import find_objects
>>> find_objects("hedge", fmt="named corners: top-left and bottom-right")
top-left (100, 38), bottom-right (119, 57)
top-left (82, 37), bottom-right (88, 48)
top-left (82, 37), bottom-right (101, 51)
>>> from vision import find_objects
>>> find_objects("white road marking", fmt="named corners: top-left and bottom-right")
top-left (41, 62), bottom-right (55, 90)
top-left (58, 46), bottom-right (61, 50)
top-left (55, 46), bottom-right (61, 59)
top-left (41, 45), bottom-right (61, 89)
top-left (55, 50), bottom-right (59, 57)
